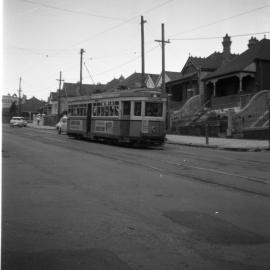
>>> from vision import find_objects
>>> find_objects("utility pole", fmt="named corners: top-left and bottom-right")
top-left (155, 23), bottom-right (170, 93)
top-left (18, 77), bottom-right (22, 116)
top-left (141, 16), bottom-right (147, 88)
top-left (56, 71), bottom-right (64, 119)
top-left (80, 48), bottom-right (85, 93)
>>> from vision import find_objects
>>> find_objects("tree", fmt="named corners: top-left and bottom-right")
top-left (9, 101), bottom-right (18, 117)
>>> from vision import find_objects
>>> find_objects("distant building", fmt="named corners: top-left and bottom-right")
top-left (2, 93), bottom-right (27, 109)
top-left (47, 82), bottom-right (106, 115)
top-left (21, 97), bottom-right (46, 120)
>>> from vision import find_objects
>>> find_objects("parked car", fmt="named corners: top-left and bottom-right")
top-left (10, 117), bottom-right (28, 127)
top-left (56, 116), bottom-right (67, 134)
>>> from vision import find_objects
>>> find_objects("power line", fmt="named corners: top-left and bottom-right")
top-left (19, 0), bottom-right (126, 21)
top-left (94, 45), bottom-right (159, 76)
top-left (83, 62), bottom-right (95, 84)
top-left (170, 31), bottom-right (270, 41)
top-left (169, 4), bottom-right (270, 38)
top-left (52, 0), bottom-right (174, 54)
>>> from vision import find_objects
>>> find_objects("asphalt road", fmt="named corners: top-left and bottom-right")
top-left (2, 124), bottom-right (270, 270)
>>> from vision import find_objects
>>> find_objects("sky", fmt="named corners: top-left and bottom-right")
top-left (2, 0), bottom-right (270, 100)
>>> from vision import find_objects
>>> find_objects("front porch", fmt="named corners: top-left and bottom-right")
top-left (211, 92), bottom-right (257, 110)
top-left (205, 72), bottom-right (257, 109)
top-left (166, 73), bottom-right (199, 105)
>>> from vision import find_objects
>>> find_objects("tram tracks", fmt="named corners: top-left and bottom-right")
top-left (4, 127), bottom-right (270, 198)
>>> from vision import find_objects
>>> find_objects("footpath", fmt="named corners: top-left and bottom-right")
top-left (27, 123), bottom-right (269, 152)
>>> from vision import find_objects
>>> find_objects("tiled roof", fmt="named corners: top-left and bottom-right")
top-left (105, 75), bottom-right (125, 91)
top-left (166, 72), bottom-right (198, 85)
top-left (189, 52), bottom-right (238, 71)
top-left (148, 73), bottom-right (160, 85)
top-left (49, 83), bottom-right (106, 101)
top-left (165, 71), bottom-right (182, 81)
top-left (120, 72), bottom-right (159, 89)
top-left (62, 82), bottom-right (106, 97)
top-left (205, 38), bottom-right (270, 80)
top-left (21, 97), bottom-right (45, 112)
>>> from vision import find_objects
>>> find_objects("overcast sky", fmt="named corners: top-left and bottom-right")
top-left (3, 0), bottom-right (270, 100)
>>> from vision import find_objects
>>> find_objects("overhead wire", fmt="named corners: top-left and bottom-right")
top-left (170, 31), bottom-right (270, 41)
top-left (94, 45), bottom-right (159, 77)
top-left (51, 0), bottom-right (175, 54)
top-left (10, 1), bottom-right (269, 95)
top-left (11, 0), bottom-right (174, 78)
top-left (169, 3), bottom-right (270, 38)
top-left (19, 0), bottom-right (126, 21)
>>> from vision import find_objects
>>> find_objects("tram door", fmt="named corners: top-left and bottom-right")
top-left (121, 101), bottom-right (131, 136)
top-left (87, 103), bottom-right (92, 134)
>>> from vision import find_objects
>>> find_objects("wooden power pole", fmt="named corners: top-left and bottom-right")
top-left (141, 16), bottom-right (147, 88)
top-left (80, 48), bottom-right (85, 93)
top-left (56, 71), bottom-right (64, 118)
top-left (155, 23), bottom-right (170, 93)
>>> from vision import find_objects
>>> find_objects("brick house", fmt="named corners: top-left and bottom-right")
top-left (166, 34), bottom-right (238, 110)
top-left (203, 37), bottom-right (270, 109)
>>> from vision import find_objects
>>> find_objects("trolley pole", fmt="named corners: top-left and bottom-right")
top-left (155, 23), bottom-right (170, 93)
top-left (56, 71), bottom-right (64, 119)
top-left (141, 16), bottom-right (147, 88)
top-left (79, 48), bottom-right (85, 93)
top-left (18, 77), bottom-right (22, 116)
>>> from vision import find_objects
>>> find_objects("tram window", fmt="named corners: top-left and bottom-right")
top-left (145, 102), bottom-right (163, 117)
top-left (100, 107), bottom-right (104, 116)
top-left (123, 101), bottom-right (131, 116)
top-left (93, 107), bottom-right (97, 116)
top-left (115, 106), bottom-right (119, 116)
top-left (109, 106), bottom-right (114, 116)
top-left (134, 102), bottom-right (141, 116)
top-left (105, 106), bottom-right (109, 116)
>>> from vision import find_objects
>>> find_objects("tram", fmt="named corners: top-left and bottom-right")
top-left (67, 88), bottom-right (167, 145)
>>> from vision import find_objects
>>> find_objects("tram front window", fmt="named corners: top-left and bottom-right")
top-left (145, 102), bottom-right (163, 117)
top-left (123, 101), bottom-right (131, 116)
top-left (134, 101), bottom-right (141, 116)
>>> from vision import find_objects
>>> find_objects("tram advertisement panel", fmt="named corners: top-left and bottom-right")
top-left (141, 120), bottom-right (149, 133)
top-left (70, 119), bottom-right (83, 131)
top-left (95, 120), bottom-right (114, 133)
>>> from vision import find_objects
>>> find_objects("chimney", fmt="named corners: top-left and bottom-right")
top-left (248, 36), bottom-right (259, 49)
top-left (222, 33), bottom-right (231, 55)
top-left (222, 34), bottom-right (232, 65)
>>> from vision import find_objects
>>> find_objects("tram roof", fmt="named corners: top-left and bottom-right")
top-left (90, 88), bottom-right (167, 100)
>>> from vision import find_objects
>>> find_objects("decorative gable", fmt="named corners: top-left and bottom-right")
top-left (146, 75), bottom-right (156, 88)
top-left (182, 61), bottom-right (197, 75)
top-left (244, 62), bottom-right (256, 72)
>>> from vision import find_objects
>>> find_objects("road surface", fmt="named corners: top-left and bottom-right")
top-left (2, 125), bottom-right (270, 270)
